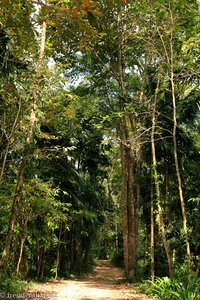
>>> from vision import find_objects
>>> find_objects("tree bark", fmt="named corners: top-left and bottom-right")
top-left (0, 21), bottom-right (47, 273)
top-left (119, 132), bottom-right (129, 276)
top-left (126, 148), bottom-right (136, 280)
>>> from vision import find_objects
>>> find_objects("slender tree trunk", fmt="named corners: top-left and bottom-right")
top-left (55, 224), bottom-right (62, 279)
top-left (135, 152), bottom-right (140, 258)
top-left (16, 215), bottom-right (28, 276)
top-left (0, 113), bottom-right (5, 145)
top-left (0, 21), bottom-right (47, 272)
top-left (0, 101), bottom-right (21, 182)
top-left (157, 13), bottom-right (191, 263)
top-left (170, 70), bottom-right (191, 263)
top-left (151, 76), bottom-right (174, 278)
top-left (169, 15), bottom-right (191, 261)
top-left (165, 166), bottom-right (170, 224)
top-left (115, 222), bottom-right (119, 257)
top-left (150, 175), bottom-right (155, 281)
top-left (16, 237), bottom-right (26, 276)
top-left (143, 226), bottom-right (147, 271)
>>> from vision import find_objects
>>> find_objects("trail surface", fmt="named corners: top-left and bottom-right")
top-left (26, 260), bottom-right (149, 300)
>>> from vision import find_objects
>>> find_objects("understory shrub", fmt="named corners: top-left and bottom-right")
top-left (149, 273), bottom-right (200, 300)
top-left (0, 276), bottom-right (29, 299)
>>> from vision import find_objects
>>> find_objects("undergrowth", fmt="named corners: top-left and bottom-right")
top-left (150, 274), bottom-right (200, 300)
top-left (135, 264), bottom-right (200, 300)
top-left (0, 276), bottom-right (30, 300)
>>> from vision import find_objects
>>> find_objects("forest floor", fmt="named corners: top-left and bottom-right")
top-left (24, 260), bottom-right (151, 300)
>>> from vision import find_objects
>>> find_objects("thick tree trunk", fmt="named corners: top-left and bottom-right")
top-left (126, 150), bottom-right (136, 280)
top-left (119, 115), bottom-right (137, 281)
top-left (120, 136), bottom-right (129, 276)
top-left (0, 21), bottom-right (47, 273)
top-left (129, 120), bottom-right (140, 280)
top-left (22, 251), bottom-right (29, 277)
top-left (37, 245), bottom-right (45, 279)
top-left (112, 2), bottom-right (137, 281)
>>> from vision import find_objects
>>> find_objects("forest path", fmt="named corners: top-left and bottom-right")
top-left (26, 260), bottom-right (149, 300)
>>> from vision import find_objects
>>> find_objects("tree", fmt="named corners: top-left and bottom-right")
top-left (0, 16), bottom-right (47, 272)
top-left (145, 0), bottom-right (199, 265)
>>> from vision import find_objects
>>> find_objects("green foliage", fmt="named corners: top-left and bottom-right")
top-left (0, 276), bottom-right (29, 297)
top-left (148, 272), bottom-right (200, 300)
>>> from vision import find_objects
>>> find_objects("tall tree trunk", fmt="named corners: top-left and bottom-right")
top-left (170, 66), bottom-right (191, 263)
top-left (151, 76), bottom-right (174, 278)
top-left (119, 120), bottom-right (136, 281)
top-left (119, 129), bottom-right (129, 276)
top-left (150, 175), bottom-right (155, 281)
top-left (0, 21), bottom-right (47, 272)
top-left (129, 118), bottom-right (141, 279)
top-left (126, 149), bottom-right (136, 280)
top-left (157, 13), bottom-right (191, 263)
top-left (135, 151), bottom-right (140, 260)
top-left (117, 7), bottom-right (137, 279)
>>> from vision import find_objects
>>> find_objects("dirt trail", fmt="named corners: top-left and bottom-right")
top-left (25, 260), bottom-right (148, 300)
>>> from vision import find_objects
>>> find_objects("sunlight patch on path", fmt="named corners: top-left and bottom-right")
top-left (57, 281), bottom-right (120, 299)
top-left (24, 261), bottom-right (147, 300)
top-left (54, 280), bottom-right (142, 300)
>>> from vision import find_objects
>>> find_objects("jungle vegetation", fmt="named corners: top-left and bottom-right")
top-left (0, 0), bottom-right (199, 298)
